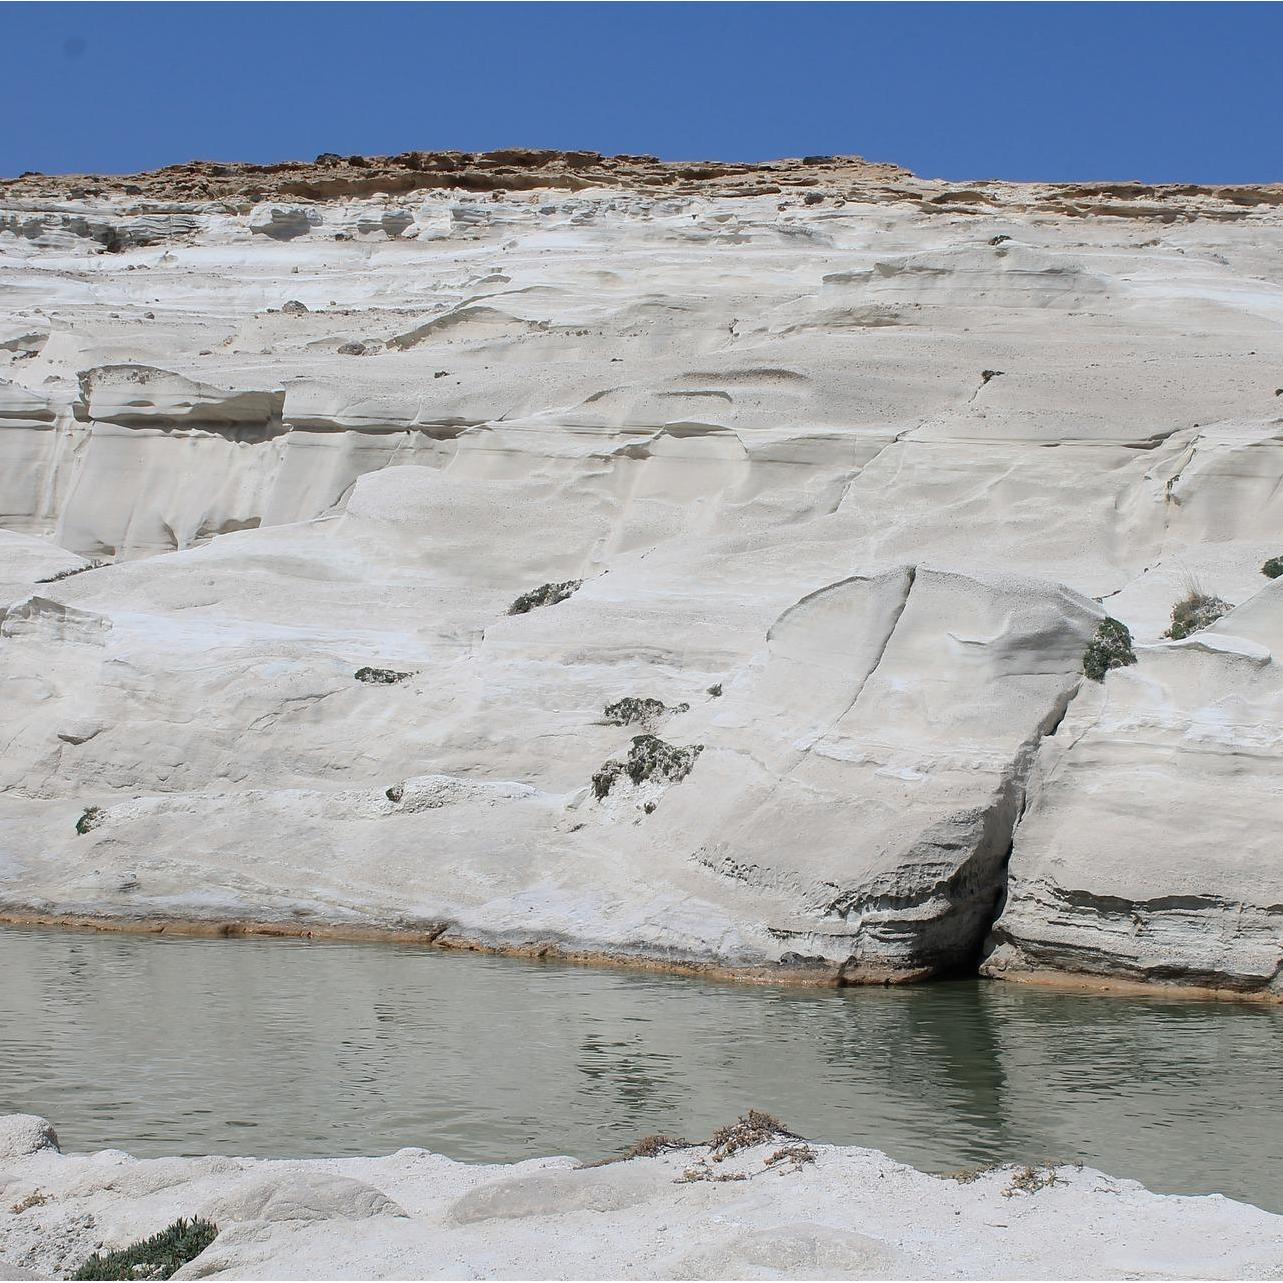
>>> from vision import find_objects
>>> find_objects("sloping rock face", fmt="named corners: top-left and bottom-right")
top-left (1, 153), bottom-right (1282, 993)
top-left (670, 568), bottom-right (1098, 980)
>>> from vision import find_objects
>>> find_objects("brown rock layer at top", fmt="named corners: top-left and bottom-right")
top-left (5, 147), bottom-right (1283, 221)
top-left (2, 148), bottom-right (910, 202)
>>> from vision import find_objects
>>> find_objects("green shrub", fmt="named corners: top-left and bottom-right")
top-left (605, 697), bottom-right (666, 725)
top-left (1164, 590), bottom-right (1230, 640)
top-left (625, 734), bottom-right (702, 787)
top-left (354, 666), bottom-right (410, 684)
top-left (591, 760), bottom-right (624, 800)
top-left (72, 1217), bottom-right (218, 1281)
top-left (507, 580), bottom-right (582, 615)
top-left (593, 735), bottom-right (703, 800)
top-left (1082, 617), bottom-right (1136, 682)
top-left (603, 697), bottom-right (689, 725)
top-left (75, 806), bottom-right (104, 836)
top-left (1262, 556), bottom-right (1283, 579)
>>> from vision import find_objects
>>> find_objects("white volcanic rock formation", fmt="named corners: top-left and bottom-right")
top-left (1, 151), bottom-right (1282, 994)
top-left (2, 1113), bottom-right (1281, 1280)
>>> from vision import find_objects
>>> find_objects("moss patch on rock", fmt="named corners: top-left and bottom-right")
top-left (1082, 617), bottom-right (1136, 682)
top-left (507, 580), bottom-right (582, 616)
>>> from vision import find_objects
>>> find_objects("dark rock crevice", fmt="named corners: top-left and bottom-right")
top-left (826, 678), bottom-right (1082, 984)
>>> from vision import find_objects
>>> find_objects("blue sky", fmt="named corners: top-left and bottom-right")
top-left (4, 2), bottom-right (1281, 183)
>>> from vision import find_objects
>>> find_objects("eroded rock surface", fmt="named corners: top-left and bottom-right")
top-left (2, 153), bottom-right (1282, 993)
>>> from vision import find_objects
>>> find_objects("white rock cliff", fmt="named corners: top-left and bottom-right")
top-left (1, 152), bottom-right (1281, 995)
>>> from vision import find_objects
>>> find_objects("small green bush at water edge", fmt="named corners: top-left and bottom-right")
top-left (1082, 617), bottom-right (1136, 682)
top-left (72, 1217), bottom-right (218, 1280)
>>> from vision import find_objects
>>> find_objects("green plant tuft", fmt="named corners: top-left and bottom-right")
top-left (591, 760), bottom-right (624, 800)
top-left (591, 735), bottom-right (703, 800)
top-left (624, 734), bottom-right (702, 787)
top-left (507, 580), bottom-right (582, 616)
top-left (72, 1217), bottom-right (218, 1281)
top-left (1164, 590), bottom-right (1230, 640)
top-left (75, 806), bottom-right (104, 836)
top-left (354, 666), bottom-right (411, 684)
top-left (1262, 556), bottom-right (1283, 579)
top-left (35, 559), bottom-right (106, 584)
top-left (603, 696), bottom-right (689, 726)
top-left (604, 696), bottom-right (667, 726)
top-left (1082, 617), bottom-right (1136, 682)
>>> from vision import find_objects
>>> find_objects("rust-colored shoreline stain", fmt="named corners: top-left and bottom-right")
top-left (1, 910), bottom-right (1276, 1004)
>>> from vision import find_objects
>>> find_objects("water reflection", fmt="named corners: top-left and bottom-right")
top-left (1, 926), bottom-right (1280, 1210)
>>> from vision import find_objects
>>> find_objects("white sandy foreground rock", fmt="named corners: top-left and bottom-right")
top-left (1, 152), bottom-right (1283, 994)
top-left (2, 1113), bottom-right (1281, 1281)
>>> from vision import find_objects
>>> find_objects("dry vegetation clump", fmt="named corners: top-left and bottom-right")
top-left (675, 1165), bottom-right (749, 1184)
top-left (939, 1161), bottom-right (1004, 1184)
top-left (590, 1111), bottom-right (803, 1181)
top-left (941, 1160), bottom-right (1076, 1196)
top-left (764, 1143), bottom-right (818, 1171)
top-left (584, 1133), bottom-right (695, 1167)
top-left (1164, 589), bottom-right (1230, 640)
top-left (707, 1109), bottom-right (797, 1160)
top-left (675, 1112), bottom-right (809, 1184)
top-left (1003, 1164), bottom-right (1068, 1197)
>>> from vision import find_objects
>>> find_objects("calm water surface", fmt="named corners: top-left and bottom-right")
top-left (2, 926), bottom-right (1281, 1210)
